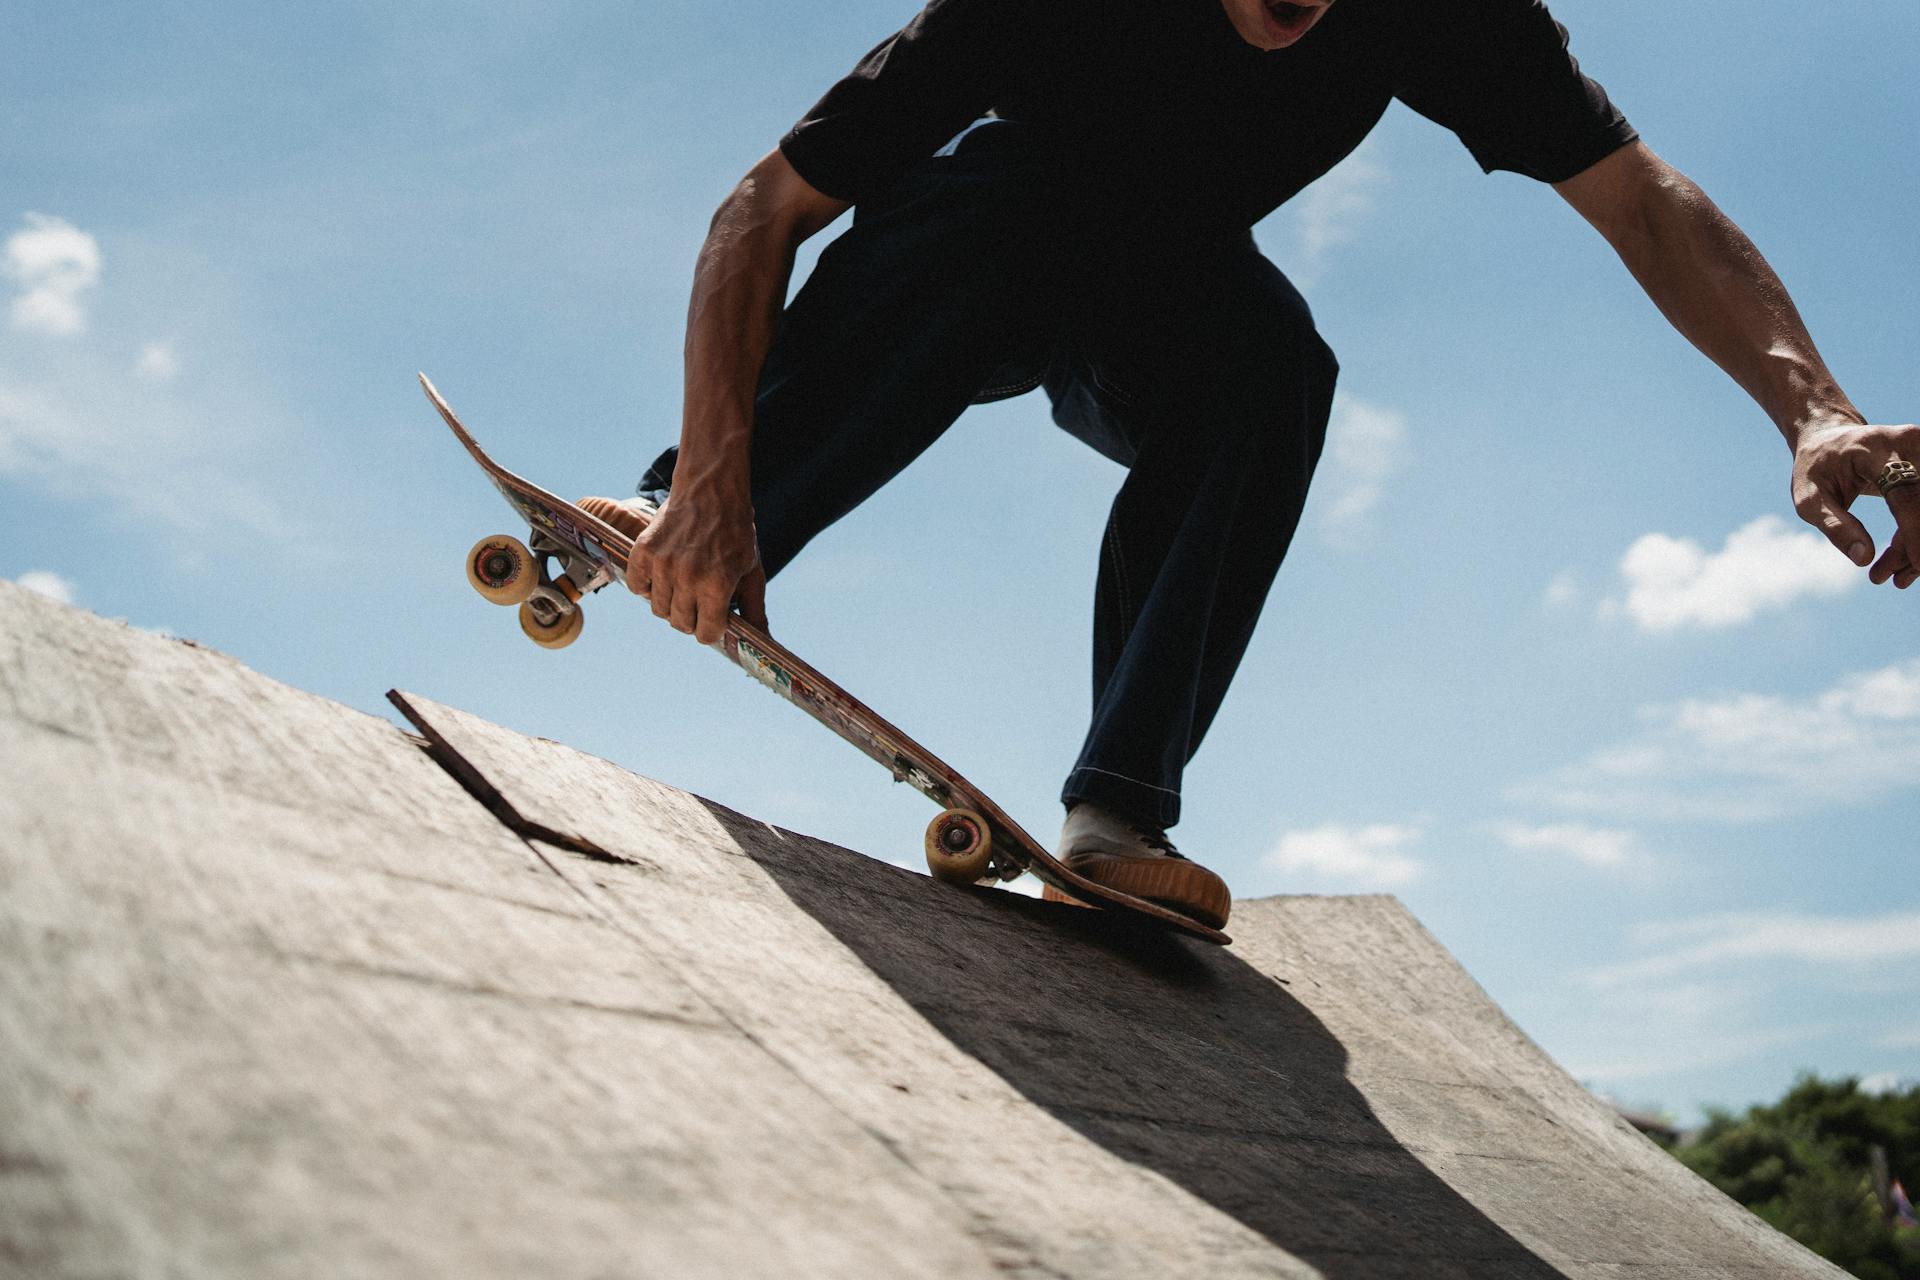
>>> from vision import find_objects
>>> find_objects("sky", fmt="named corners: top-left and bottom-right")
top-left (3, 0), bottom-right (1916, 1126)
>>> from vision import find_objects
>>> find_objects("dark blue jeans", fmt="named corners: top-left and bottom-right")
top-left (643, 122), bottom-right (1337, 829)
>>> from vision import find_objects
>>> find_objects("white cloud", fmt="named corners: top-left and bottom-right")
top-left (1587, 910), bottom-right (1920, 988)
top-left (1287, 140), bottom-right (1387, 286)
top-left (1567, 1013), bottom-right (1832, 1084)
top-left (0, 224), bottom-right (301, 548)
top-left (1519, 658), bottom-right (1920, 822)
top-left (1264, 822), bottom-right (1424, 889)
top-left (1548, 968), bottom-right (1845, 1089)
top-left (0, 361), bottom-right (280, 543)
top-left (1495, 821), bottom-right (1642, 870)
top-left (1542, 569), bottom-right (1580, 609)
top-left (1545, 917), bottom-right (1918, 1099)
top-left (1317, 394), bottom-right (1410, 546)
top-left (15, 570), bottom-right (76, 605)
top-left (4, 213), bottom-right (102, 337)
top-left (1612, 515), bottom-right (1857, 633)
top-left (135, 342), bottom-right (178, 381)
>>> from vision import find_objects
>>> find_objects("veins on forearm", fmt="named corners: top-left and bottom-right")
top-left (1609, 167), bottom-right (1859, 445)
top-left (677, 182), bottom-right (799, 492)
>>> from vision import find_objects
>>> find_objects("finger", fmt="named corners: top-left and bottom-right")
top-left (693, 585), bottom-right (732, 646)
top-left (650, 578), bottom-right (675, 621)
top-left (1870, 544), bottom-right (1904, 585)
top-left (668, 590), bottom-right (698, 635)
top-left (625, 549), bottom-right (654, 598)
top-left (1796, 487), bottom-right (1874, 567)
top-left (1897, 569), bottom-right (1918, 590)
top-left (1885, 482), bottom-right (1920, 577)
top-left (737, 564), bottom-right (769, 631)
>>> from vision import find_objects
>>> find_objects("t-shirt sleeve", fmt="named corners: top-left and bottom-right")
top-left (779, 0), bottom-right (1013, 203)
top-left (1393, 0), bottom-right (1638, 183)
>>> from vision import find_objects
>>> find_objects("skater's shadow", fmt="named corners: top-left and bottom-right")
top-left (705, 803), bottom-right (1568, 1278)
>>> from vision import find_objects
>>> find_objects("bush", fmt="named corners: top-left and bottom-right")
top-left (1675, 1075), bottom-right (1920, 1279)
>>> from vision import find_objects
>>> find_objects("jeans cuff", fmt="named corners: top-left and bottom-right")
top-left (1060, 765), bottom-right (1181, 830)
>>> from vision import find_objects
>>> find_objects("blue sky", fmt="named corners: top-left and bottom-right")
top-left (4, 0), bottom-right (1915, 1124)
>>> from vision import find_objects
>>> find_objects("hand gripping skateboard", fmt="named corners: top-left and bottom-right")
top-left (423, 374), bottom-right (1229, 945)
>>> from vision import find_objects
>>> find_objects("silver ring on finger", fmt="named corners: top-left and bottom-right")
top-left (1878, 459), bottom-right (1918, 496)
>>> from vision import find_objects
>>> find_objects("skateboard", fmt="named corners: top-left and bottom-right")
top-left (423, 373), bottom-right (1230, 945)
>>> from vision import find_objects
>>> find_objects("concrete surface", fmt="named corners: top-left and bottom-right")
top-left (0, 578), bottom-right (1844, 1278)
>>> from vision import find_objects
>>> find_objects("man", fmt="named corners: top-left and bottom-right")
top-left (582, 0), bottom-right (1918, 930)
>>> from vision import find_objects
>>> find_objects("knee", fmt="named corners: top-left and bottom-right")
top-left (1294, 330), bottom-right (1339, 405)
top-left (1210, 328), bottom-right (1338, 477)
top-left (1310, 328), bottom-right (1339, 384)
top-left (1303, 331), bottom-right (1339, 423)
top-left (1266, 285), bottom-right (1339, 393)
top-left (1287, 332), bottom-right (1338, 468)
top-left (1249, 264), bottom-right (1338, 402)
top-left (1231, 325), bottom-right (1339, 429)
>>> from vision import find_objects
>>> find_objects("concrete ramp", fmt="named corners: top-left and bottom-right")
top-left (0, 578), bottom-right (1841, 1279)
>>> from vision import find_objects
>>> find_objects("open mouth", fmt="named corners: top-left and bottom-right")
top-left (1262, 0), bottom-right (1323, 41)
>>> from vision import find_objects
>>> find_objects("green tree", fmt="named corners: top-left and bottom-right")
top-left (1674, 1075), bottom-right (1920, 1279)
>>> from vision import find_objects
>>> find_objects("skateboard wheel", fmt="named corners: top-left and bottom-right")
top-left (466, 535), bottom-right (536, 605)
top-left (518, 598), bottom-right (584, 650)
top-left (925, 808), bottom-right (993, 884)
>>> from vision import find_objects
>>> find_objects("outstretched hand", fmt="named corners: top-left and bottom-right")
top-left (1792, 420), bottom-right (1920, 589)
top-left (624, 490), bottom-right (769, 644)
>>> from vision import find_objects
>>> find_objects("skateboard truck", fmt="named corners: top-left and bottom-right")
top-left (464, 529), bottom-right (611, 650)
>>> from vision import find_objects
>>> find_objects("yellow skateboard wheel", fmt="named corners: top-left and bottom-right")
top-left (925, 808), bottom-right (993, 884)
top-left (518, 598), bottom-right (584, 650)
top-left (466, 535), bottom-right (536, 606)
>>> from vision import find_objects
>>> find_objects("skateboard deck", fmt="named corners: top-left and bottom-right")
top-left (423, 373), bottom-right (1229, 945)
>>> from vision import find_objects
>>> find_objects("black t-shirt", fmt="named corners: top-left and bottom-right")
top-left (780, 0), bottom-right (1637, 232)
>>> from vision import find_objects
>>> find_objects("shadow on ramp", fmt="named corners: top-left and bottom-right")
top-left (702, 803), bottom-right (1567, 1279)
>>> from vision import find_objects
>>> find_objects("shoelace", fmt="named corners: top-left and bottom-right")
top-left (1132, 825), bottom-right (1187, 860)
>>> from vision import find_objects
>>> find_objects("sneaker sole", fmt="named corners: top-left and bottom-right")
top-left (1042, 854), bottom-right (1231, 930)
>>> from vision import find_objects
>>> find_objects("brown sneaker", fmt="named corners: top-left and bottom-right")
top-left (577, 495), bottom-right (656, 540)
top-left (1040, 803), bottom-right (1232, 929)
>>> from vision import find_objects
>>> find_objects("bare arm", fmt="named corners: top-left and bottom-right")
top-left (1556, 141), bottom-right (1920, 587)
top-left (630, 149), bottom-right (851, 641)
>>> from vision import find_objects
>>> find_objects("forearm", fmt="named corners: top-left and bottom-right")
top-left (677, 180), bottom-right (806, 503)
top-left (1559, 145), bottom-right (1920, 586)
top-left (630, 153), bottom-right (845, 640)
top-left (1570, 149), bottom-right (1861, 448)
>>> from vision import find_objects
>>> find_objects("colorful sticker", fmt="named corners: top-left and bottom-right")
top-left (736, 640), bottom-right (792, 695)
top-left (731, 638), bottom-right (950, 806)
